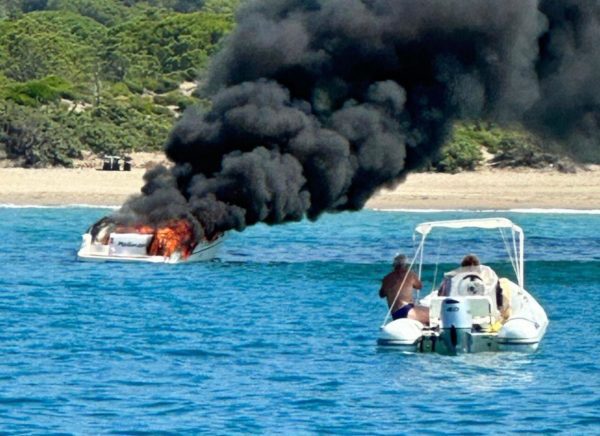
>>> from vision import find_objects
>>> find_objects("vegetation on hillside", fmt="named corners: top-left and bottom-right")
top-left (0, 0), bottom-right (582, 171)
top-left (431, 122), bottom-right (578, 174)
top-left (0, 0), bottom-right (236, 167)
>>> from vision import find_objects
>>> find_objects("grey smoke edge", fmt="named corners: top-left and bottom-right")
top-left (113, 0), bottom-right (599, 238)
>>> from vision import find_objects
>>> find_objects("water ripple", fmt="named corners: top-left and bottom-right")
top-left (0, 208), bottom-right (598, 433)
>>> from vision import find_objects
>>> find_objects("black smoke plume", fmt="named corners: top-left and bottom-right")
top-left (114, 0), bottom-right (600, 238)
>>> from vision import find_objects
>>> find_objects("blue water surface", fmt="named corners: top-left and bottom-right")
top-left (0, 207), bottom-right (598, 434)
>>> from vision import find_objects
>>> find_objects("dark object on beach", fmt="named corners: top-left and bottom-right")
top-left (101, 155), bottom-right (133, 171)
top-left (102, 155), bottom-right (121, 171)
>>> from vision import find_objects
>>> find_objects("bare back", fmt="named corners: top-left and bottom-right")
top-left (379, 267), bottom-right (422, 312)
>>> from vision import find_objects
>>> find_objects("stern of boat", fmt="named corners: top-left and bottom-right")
top-left (378, 282), bottom-right (548, 355)
top-left (378, 318), bottom-right (424, 350)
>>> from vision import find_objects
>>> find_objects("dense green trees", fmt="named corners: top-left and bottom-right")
top-left (0, 11), bottom-right (105, 82)
top-left (0, 0), bottom-right (236, 167)
top-left (0, 102), bottom-right (80, 166)
top-left (46, 0), bottom-right (131, 26)
top-left (102, 10), bottom-right (232, 88)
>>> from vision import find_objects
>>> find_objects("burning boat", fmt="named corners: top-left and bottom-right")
top-left (77, 217), bottom-right (224, 263)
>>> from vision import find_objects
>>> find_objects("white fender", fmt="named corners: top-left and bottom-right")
top-left (497, 318), bottom-right (542, 352)
top-left (378, 318), bottom-right (424, 346)
top-left (498, 318), bottom-right (539, 340)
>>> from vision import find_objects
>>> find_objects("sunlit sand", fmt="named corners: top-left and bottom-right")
top-left (1, 158), bottom-right (599, 210)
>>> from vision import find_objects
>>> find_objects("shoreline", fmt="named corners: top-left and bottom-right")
top-left (2, 205), bottom-right (599, 215)
top-left (1, 165), bottom-right (599, 211)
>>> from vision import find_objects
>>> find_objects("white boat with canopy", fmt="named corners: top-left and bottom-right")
top-left (378, 218), bottom-right (548, 354)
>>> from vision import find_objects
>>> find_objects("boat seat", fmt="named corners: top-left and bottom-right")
top-left (468, 296), bottom-right (496, 324)
top-left (429, 295), bottom-right (498, 328)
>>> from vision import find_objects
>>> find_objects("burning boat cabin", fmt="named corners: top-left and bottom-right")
top-left (78, 217), bottom-right (224, 263)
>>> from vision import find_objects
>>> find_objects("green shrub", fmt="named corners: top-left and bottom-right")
top-left (146, 76), bottom-right (179, 94)
top-left (152, 90), bottom-right (182, 105)
top-left (492, 138), bottom-right (558, 169)
top-left (433, 121), bottom-right (555, 172)
top-left (24, 81), bottom-right (61, 102)
top-left (182, 67), bottom-right (198, 81)
top-left (0, 102), bottom-right (81, 167)
top-left (153, 91), bottom-right (198, 111)
top-left (42, 75), bottom-right (80, 100)
top-left (74, 98), bottom-right (175, 152)
top-left (202, 0), bottom-right (241, 15)
top-left (76, 119), bottom-right (124, 155)
top-left (0, 73), bottom-right (13, 88)
top-left (151, 105), bottom-right (174, 116)
top-left (435, 138), bottom-right (483, 173)
top-left (128, 95), bottom-right (156, 114)
top-left (108, 82), bottom-right (131, 97)
top-left (453, 122), bottom-right (532, 154)
top-left (4, 91), bottom-right (39, 106)
top-left (45, 0), bottom-right (130, 27)
top-left (174, 94), bottom-right (197, 110)
top-left (124, 79), bottom-right (144, 94)
top-left (4, 76), bottom-right (75, 106)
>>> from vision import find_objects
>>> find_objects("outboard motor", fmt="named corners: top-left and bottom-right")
top-left (440, 298), bottom-right (472, 354)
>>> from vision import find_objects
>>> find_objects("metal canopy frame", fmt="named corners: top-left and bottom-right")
top-left (413, 218), bottom-right (525, 288)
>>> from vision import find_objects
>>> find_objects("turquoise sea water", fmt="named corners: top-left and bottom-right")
top-left (0, 207), bottom-right (598, 434)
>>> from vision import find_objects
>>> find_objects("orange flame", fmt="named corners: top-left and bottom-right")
top-left (147, 219), bottom-right (196, 258)
top-left (105, 219), bottom-right (198, 259)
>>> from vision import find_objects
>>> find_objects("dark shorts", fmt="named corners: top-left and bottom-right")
top-left (392, 304), bottom-right (414, 320)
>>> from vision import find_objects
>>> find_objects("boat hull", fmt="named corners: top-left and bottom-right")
top-left (77, 233), bottom-right (224, 263)
top-left (379, 324), bottom-right (544, 355)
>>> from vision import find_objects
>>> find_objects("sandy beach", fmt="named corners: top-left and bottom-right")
top-left (1, 164), bottom-right (599, 210)
top-left (366, 166), bottom-right (600, 210)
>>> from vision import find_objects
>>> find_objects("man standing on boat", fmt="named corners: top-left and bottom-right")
top-left (379, 254), bottom-right (429, 324)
